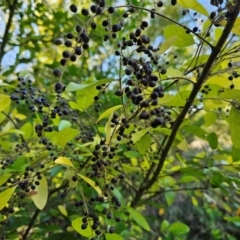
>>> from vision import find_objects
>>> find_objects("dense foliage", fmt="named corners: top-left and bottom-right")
top-left (1, 0), bottom-right (240, 239)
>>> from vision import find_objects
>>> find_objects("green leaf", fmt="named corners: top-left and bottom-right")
top-left (224, 216), bottom-right (240, 223)
top-left (228, 107), bottom-right (240, 149)
top-left (124, 151), bottom-right (141, 158)
top-left (97, 105), bottom-right (122, 123)
top-left (159, 36), bottom-right (178, 55)
top-left (0, 94), bottom-right (11, 112)
top-left (203, 112), bottom-right (217, 127)
top-left (127, 207), bottom-right (150, 231)
top-left (183, 125), bottom-right (206, 139)
top-left (72, 217), bottom-right (93, 237)
top-left (168, 221), bottom-right (190, 235)
top-left (58, 120), bottom-right (71, 131)
top-left (136, 134), bottom-right (151, 154)
top-left (178, 0), bottom-right (208, 17)
top-left (160, 94), bottom-right (186, 106)
top-left (0, 186), bottom-right (16, 210)
top-left (0, 174), bottom-right (11, 187)
top-left (219, 89), bottom-right (240, 101)
top-left (57, 127), bottom-right (79, 148)
top-left (164, 25), bottom-right (194, 48)
top-left (55, 157), bottom-right (74, 168)
top-left (207, 132), bottom-right (218, 149)
top-left (76, 85), bottom-right (98, 110)
top-left (78, 173), bottom-right (102, 195)
top-left (66, 78), bottom-right (113, 92)
top-left (165, 190), bottom-right (176, 206)
top-left (105, 233), bottom-right (124, 240)
top-left (31, 174), bottom-right (48, 210)
top-left (131, 129), bottom-right (148, 143)
top-left (161, 219), bottom-right (170, 231)
top-left (20, 122), bottom-right (32, 139)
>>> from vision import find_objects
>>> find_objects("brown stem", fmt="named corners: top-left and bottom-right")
top-left (0, 0), bottom-right (18, 68)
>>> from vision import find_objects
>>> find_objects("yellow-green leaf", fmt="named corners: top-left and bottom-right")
top-left (0, 174), bottom-right (11, 187)
top-left (168, 221), bottom-right (189, 235)
top-left (105, 233), bottom-right (124, 240)
top-left (97, 105), bottom-right (122, 123)
top-left (159, 36), bottom-right (178, 55)
top-left (78, 173), bottom-right (102, 195)
top-left (105, 113), bottom-right (114, 144)
top-left (55, 157), bottom-right (74, 168)
top-left (220, 18), bottom-right (240, 35)
top-left (228, 107), bottom-right (240, 149)
top-left (131, 129), bottom-right (148, 143)
top-left (31, 174), bottom-right (48, 210)
top-left (0, 186), bottom-right (16, 210)
top-left (57, 127), bottom-right (79, 148)
top-left (72, 217), bottom-right (94, 237)
top-left (58, 205), bottom-right (68, 217)
top-left (164, 25), bottom-right (194, 47)
top-left (127, 207), bottom-right (150, 231)
top-left (178, 0), bottom-right (208, 17)
top-left (0, 94), bottom-right (11, 112)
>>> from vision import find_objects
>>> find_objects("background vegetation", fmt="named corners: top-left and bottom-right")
top-left (1, 0), bottom-right (240, 239)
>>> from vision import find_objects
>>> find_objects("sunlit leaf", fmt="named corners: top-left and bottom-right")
top-left (31, 174), bottom-right (48, 210)
top-left (105, 233), bottom-right (124, 240)
top-left (0, 94), bottom-right (11, 112)
top-left (136, 134), bottom-right (151, 154)
top-left (0, 174), bottom-right (12, 187)
top-left (0, 186), bottom-right (16, 210)
top-left (160, 94), bottom-right (186, 106)
top-left (228, 107), bottom-right (240, 149)
top-left (164, 25), bottom-right (194, 47)
top-left (178, 0), bottom-right (208, 17)
top-left (97, 105), bottom-right (122, 123)
top-left (57, 127), bottom-right (79, 148)
top-left (55, 157), bottom-right (74, 168)
top-left (159, 36), bottom-right (178, 55)
top-left (58, 205), bottom-right (68, 217)
top-left (127, 207), bottom-right (150, 231)
top-left (66, 78), bottom-right (113, 92)
top-left (78, 173), bottom-right (102, 195)
top-left (131, 129), bottom-right (148, 143)
top-left (72, 217), bottom-right (93, 237)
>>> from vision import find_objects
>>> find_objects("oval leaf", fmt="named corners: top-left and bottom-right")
top-left (127, 207), bottom-right (150, 231)
top-left (78, 173), bottom-right (102, 195)
top-left (0, 186), bottom-right (16, 210)
top-left (159, 36), bottom-right (178, 55)
top-left (178, 0), bottom-right (208, 17)
top-left (164, 25), bottom-right (194, 47)
top-left (0, 94), bottom-right (11, 112)
top-left (72, 217), bottom-right (93, 237)
top-left (228, 107), bottom-right (240, 149)
top-left (105, 233), bottom-right (124, 240)
top-left (0, 174), bottom-right (12, 187)
top-left (55, 157), bottom-right (74, 168)
top-left (31, 174), bottom-right (48, 210)
top-left (97, 105), bottom-right (122, 123)
top-left (168, 221), bottom-right (189, 235)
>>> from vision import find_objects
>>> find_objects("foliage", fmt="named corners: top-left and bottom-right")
top-left (1, 0), bottom-right (240, 239)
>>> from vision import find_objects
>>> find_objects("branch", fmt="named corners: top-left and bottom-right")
top-left (21, 183), bottom-right (67, 240)
top-left (131, 1), bottom-right (240, 207)
top-left (0, 0), bottom-right (18, 68)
